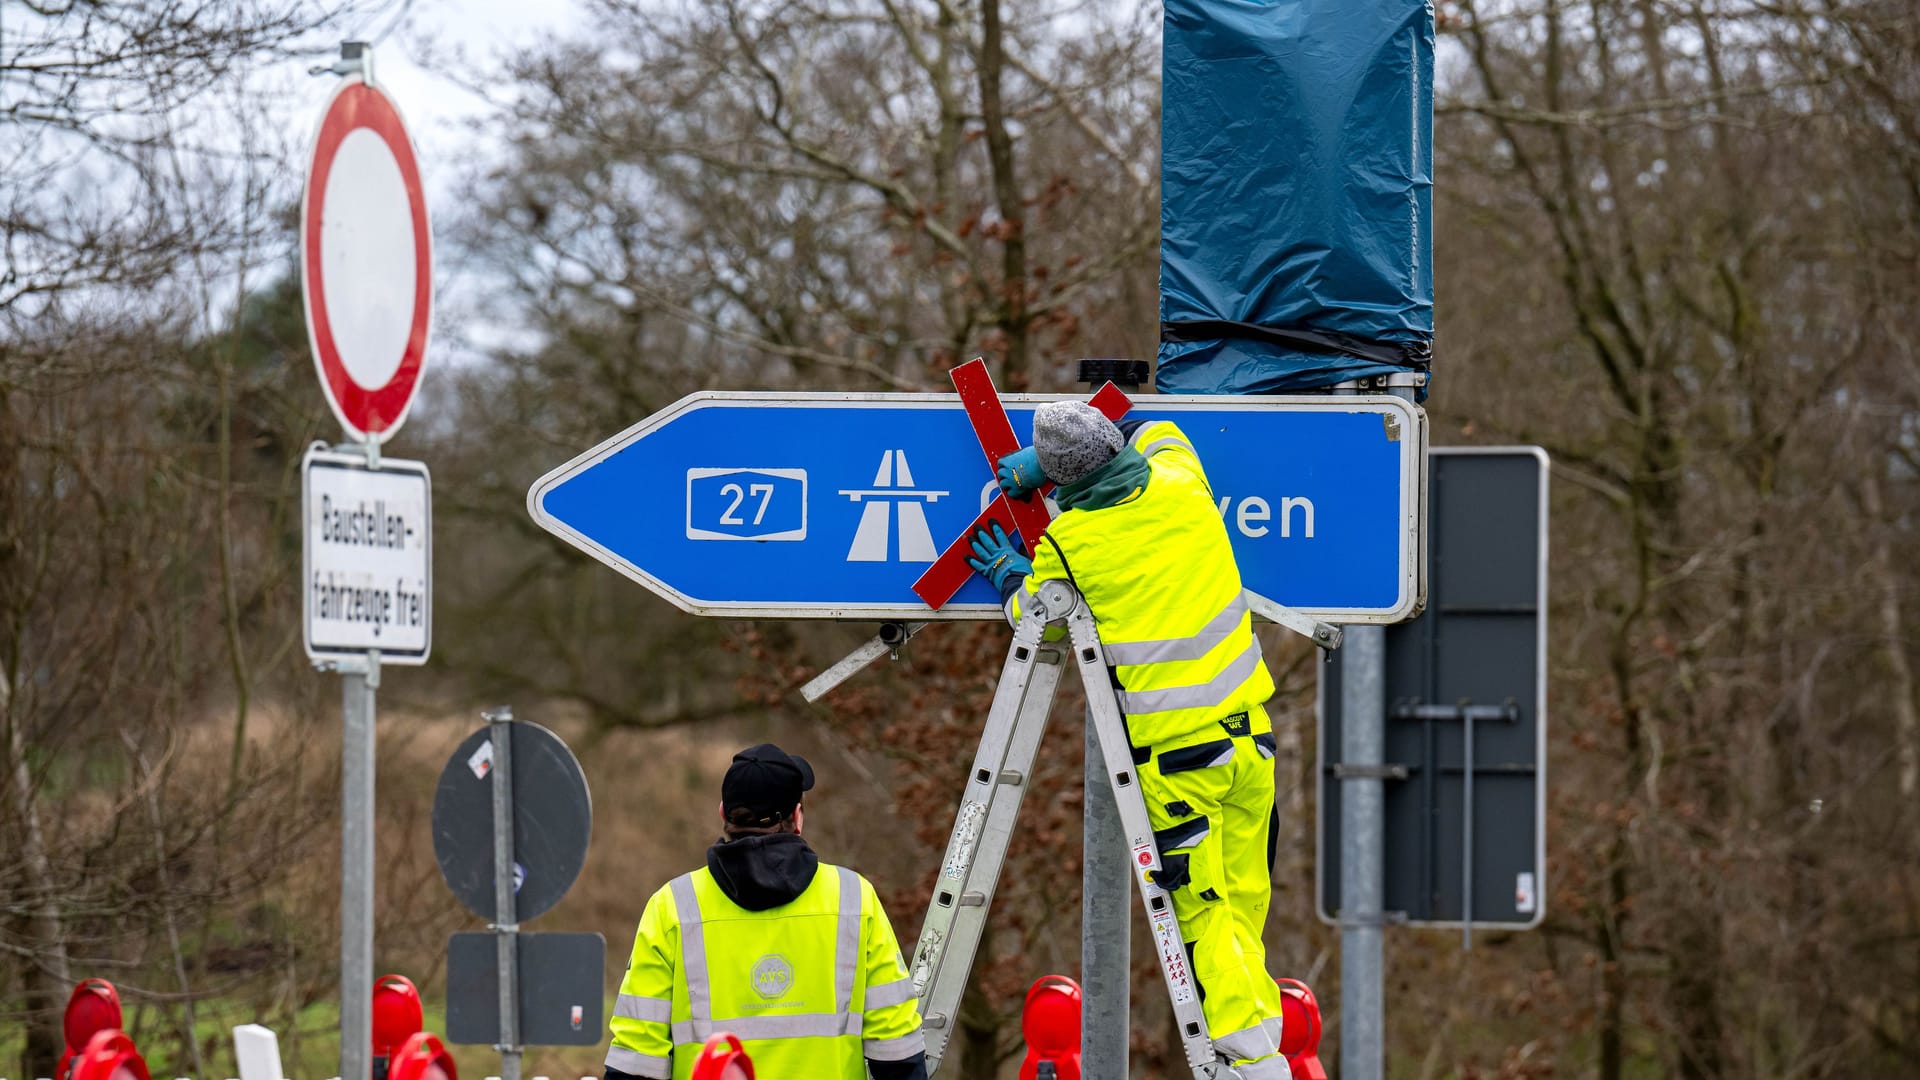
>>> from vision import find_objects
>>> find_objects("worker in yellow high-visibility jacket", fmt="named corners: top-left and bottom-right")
top-left (967, 400), bottom-right (1289, 1078)
top-left (603, 744), bottom-right (927, 1080)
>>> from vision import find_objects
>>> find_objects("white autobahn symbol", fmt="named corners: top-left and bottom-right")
top-left (839, 450), bottom-right (950, 562)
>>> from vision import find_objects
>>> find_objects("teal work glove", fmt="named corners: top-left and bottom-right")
top-left (967, 523), bottom-right (1032, 592)
top-left (996, 447), bottom-right (1047, 501)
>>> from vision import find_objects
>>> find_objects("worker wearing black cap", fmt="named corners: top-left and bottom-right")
top-left (604, 744), bottom-right (928, 1080)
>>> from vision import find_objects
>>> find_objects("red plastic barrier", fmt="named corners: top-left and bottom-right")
top-left (387, 1032), bottom-right (457, 1080)
top-left (690, 1033), bottom-right (754, 1080)
top-left (67, 1029), bottom-right (148, 1080)
top-left (1276, 978), bottom-right (1327, 1080)
top-left (1018, 975), bottom-right (1082, 1080)
top-left (61, 979), bottom-right (124, 1080)
top-left (372, 974), bottom-right (426, 1056)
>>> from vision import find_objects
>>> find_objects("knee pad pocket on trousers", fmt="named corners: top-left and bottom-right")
top-left (1156, 851), bottom-right (1229, 905)
top-left (1153, 852), bottom-right (1193, 892)
top-left (1153, 814), bottom-right (1211, 854)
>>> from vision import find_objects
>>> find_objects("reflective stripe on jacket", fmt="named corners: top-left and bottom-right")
top-left (1009, 419), bottom-right (1276, 747)
top-left (606, 862), bottom-right (925, 1079)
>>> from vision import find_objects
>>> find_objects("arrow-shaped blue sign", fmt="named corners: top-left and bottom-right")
top-left (527, 393), bottom-right (1426, 622)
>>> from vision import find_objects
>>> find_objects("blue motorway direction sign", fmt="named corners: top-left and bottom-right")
top-left (527, 393), bottom-right (1426, 622)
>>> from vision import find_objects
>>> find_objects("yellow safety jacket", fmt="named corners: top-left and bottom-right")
top-left (1008, 419), bottom-right (1276, 748)
top-left (605, 862), bottom-right (925, 1079)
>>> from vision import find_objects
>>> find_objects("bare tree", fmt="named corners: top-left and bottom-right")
top-left (1437, 1), bottom-right (1920, 1075)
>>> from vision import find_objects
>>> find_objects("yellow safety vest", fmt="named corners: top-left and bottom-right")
top-left (606, 862), bottom-right (925, 1079)
top-left (1010, 419), bottom-right (1276, 748)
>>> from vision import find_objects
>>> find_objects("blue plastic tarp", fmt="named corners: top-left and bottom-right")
top-left (1158, 0), bottom-right (1434, 395)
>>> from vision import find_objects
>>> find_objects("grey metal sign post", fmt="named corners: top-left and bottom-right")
top-left (435, 714), bottom-right (602, 1065)
top-left (303, 439), bottom-right (432, 1080)
top-left (1331, 377), bottom-right (1427, 1080)
top-left (300, 38), bottom-right (435, 1080)
top-left (488, 707), bottom-right (522, 1080)
top-left (1337, 623), bottom-right (1387, 1080)
top-left (1075, 361), bottom-right (1136, 1080)
top-left (338, 643), bottom-right (377, 1080)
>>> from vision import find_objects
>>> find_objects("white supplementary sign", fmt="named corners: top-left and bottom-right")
top-left (303, 446), bottom-right (432, 664)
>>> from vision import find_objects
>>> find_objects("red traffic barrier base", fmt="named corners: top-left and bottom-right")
top-left (372, 974), bottom-right (426, 1056)
top-left (1276, 978), bottom-right (1328, 1080)
top-left (690, 1033), bottom-right (754, 1080)
top-left (1019, 974), bottom-right (1083, 1080)
top-left (62, 978), bottom-right (124, 1080)
top-left (67, 1029), bottom-right (149, 1080)
top-left (387, 1032), bottom-right (457, 1080)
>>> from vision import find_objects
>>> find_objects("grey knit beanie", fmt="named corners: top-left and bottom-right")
top-left (1032, 401), bottom-right (1125, 485)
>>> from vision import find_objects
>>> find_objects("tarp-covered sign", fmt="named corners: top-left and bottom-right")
top-left (1159, 0), bottom-right (1435, 395)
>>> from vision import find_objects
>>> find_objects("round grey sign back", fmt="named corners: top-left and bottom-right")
top-left (432, 721), bottom-right (591, 923)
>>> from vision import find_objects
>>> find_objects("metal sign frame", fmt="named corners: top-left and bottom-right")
top-left (1315, 445), bottom-right (1548, 932)
top-left (525, 391), bottom-right (1427, 623)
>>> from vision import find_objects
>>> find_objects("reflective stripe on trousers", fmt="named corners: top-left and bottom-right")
top-left (671, 865), bottom-right (865, 1040)
top-left (1229, 1054), bottom-right (1294, 1080)
top-left (1214, 1020), bottom-right (1280, 1063)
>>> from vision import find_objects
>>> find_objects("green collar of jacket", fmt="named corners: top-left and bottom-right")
top-left (1056, 446), bottom-right (1150, 511)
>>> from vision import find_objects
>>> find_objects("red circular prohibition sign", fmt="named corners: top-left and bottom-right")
top-left (301, 77), bottom-right (431, 441)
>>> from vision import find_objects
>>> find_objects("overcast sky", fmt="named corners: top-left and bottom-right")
top-left (312, 0), bottom-right (584, 194)
top-left (262, 0), bottom-right (588, 363)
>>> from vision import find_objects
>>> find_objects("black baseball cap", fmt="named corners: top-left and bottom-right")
top-left (721, 743), bottom-right (816, 824)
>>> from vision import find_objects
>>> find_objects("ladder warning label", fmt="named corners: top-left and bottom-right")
top-left (1152, 908), bottom-right (1196, 1004)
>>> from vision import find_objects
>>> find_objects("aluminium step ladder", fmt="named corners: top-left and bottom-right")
top-left (908, 578), bottom-right (1256, 1079)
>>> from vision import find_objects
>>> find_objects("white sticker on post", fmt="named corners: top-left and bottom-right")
top-left (1515, 871), bottom-right (1536, 914)
top-left (469, 739), bottom-right (493, 779)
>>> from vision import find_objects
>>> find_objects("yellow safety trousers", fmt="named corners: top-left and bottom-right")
top-left (1142, 708), bottom-right (1290, 1075)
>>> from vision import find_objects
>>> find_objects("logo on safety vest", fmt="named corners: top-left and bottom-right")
top-left (750, 954), bottom-right (795, 1000)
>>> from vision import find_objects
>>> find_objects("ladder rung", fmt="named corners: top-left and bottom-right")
top-left (959, 891), bottom-right (987, 907)
top-left (924, 1014), bottom-right (949, 1030)
top-left (996, 769), bottom-right (1026, 785)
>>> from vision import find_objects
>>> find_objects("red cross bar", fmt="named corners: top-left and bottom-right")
top-left (911, 359), bottom-right (1132, 609)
